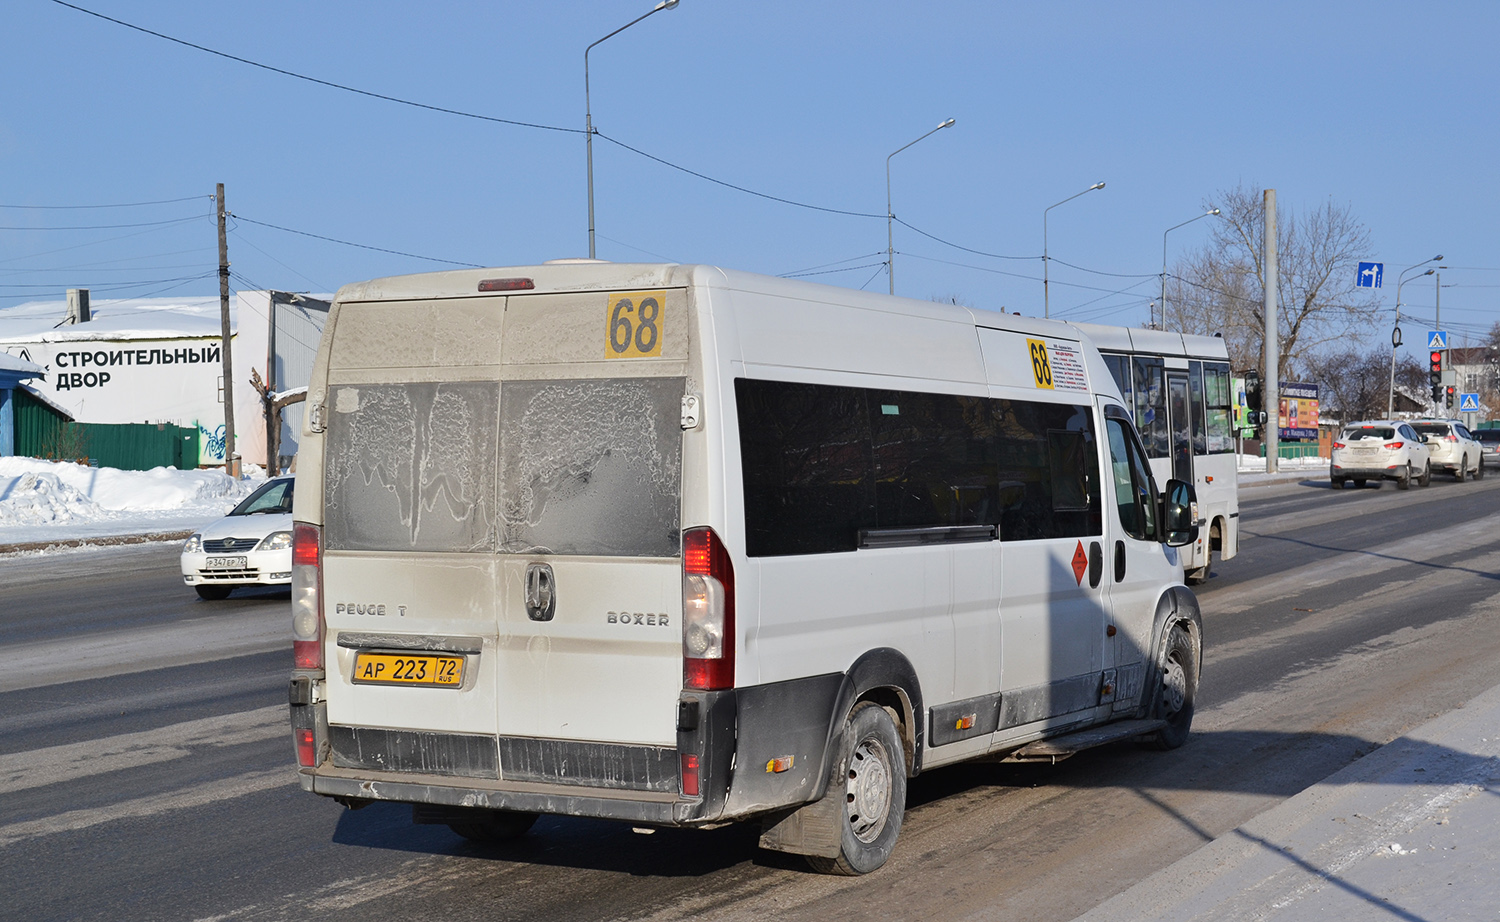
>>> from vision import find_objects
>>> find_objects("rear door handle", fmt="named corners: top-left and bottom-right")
top-left (1113, 540), bottom-right (1126, 582)
top-left (1088, 541), bottom-right (1103, 589)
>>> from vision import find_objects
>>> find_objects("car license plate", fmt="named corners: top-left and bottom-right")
top-left (352, 652), bottom-right (464, 687)
top-left (204, 556), bottom-right (247, 569)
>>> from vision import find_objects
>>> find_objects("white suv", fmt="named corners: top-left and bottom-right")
top-left (1408, 419), bottom-right (1485, 481)
top-left (1330, 421), bottom-right (1432, 490)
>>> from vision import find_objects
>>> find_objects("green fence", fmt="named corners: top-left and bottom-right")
top-left (1258, 442), bottom-right (1324, 460)
top-left (13, 388), bottom-right (200, 470)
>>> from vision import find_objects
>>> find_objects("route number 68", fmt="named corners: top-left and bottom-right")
top-left (606, 290), bottom-right (666, 359)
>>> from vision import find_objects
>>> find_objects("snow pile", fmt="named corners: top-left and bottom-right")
top-left (0, 457), bottom-right (266, 547)
top-left (0, 470), bottom-right (100, 525)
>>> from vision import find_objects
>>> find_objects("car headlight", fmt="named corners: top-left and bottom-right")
top-left (183, 534), bottom-right (202, 554)
top-left (257, 531), bottom-right (293, 552)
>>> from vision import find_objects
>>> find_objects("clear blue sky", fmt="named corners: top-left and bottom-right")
top-left (3, 1), bottom-right (1497, 355)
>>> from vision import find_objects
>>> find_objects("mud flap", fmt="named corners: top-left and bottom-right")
top-left (758, 787), bottom-right (843, 858)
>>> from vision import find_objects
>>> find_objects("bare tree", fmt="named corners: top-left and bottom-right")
top-left (1312, 349), bottom-right (1425, 424)
top-left (1166, 185), bottom-right (1382, 378)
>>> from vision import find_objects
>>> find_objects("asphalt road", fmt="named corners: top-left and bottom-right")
top-left (4, 472), bottom-right (1500, 922)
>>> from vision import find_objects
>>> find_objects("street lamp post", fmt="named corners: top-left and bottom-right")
top-left (585, 0), bottom-right (679, 259)
top-left (886, 118), bottom-right (955, 295)
top-left (1043, 182), bottom-right (1105, 319)
top-left (1160, 208), bottom-right (1220, 330)
top-left (1387, 255), bottom-right (1443, 416)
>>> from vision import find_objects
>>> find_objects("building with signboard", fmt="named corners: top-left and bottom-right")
top-left (0, 291), bottom-right (328, 469)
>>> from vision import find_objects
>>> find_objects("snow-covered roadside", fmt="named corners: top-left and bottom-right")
top-left (0, 457), bottom-right (265, 549)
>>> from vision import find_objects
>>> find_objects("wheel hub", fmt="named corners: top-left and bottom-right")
top-left (846, 737), bottom-right (891, 842)
top-left (1161, 657), bottom-right (1186, 715)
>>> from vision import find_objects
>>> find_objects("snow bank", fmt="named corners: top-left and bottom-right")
top-left (0, 457), bottom-right (266, 546)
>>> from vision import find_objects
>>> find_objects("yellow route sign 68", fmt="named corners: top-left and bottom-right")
top-left (1026, 338), bottom-right (1054, 389)
top-left (606, 290), bottom-right (666, 359)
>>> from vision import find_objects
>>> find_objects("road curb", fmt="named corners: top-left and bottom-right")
top-left (0, 530), bottom-right (195, 556)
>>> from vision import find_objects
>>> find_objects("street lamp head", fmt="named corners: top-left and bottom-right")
top-left (939, 118), bottom-right (956, 129)
top-left (1090, 182), bottom-right (1106, 190)
top-left (1433, 254), bottom-right (1444, 261)
top-left (1208, 208), bottom-right (1221, 216)
top-left (654, 0), bottom-right (679, 10)
top-left (1422, 268), bottom-right (1435, 276)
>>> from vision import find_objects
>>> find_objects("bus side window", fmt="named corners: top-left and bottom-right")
top-left (1189, 361), bottom-right (1207, 456)
top-left (1131, 356), bottom-right (1167, 459)
top-left (1106, 415), bottom-right (1158, 542)
top-left (1205, 362), bottom-right (1233, 453)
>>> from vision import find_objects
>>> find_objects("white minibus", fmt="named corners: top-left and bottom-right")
top-left (288, 262), bottom-right (1203, 874)
top-left (1071, 323), bottom-right (1239, 582)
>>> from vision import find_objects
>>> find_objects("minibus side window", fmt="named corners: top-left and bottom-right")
top-left (736, 378), bottom-right (1101, 557)
top-left (737, 379), bottom-right (876, 557)
top-left (1105, 415), bottom-right (1158, 541)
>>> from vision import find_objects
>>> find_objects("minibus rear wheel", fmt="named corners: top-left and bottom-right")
top-left (806, 701), bottom-right (906, 876)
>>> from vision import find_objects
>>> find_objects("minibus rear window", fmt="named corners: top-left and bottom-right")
top-left (324, 382), bottom-right (500, 553)
top-left (498, 376), bottom-right (683, 558)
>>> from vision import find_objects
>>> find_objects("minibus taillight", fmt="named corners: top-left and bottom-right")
top-left (295, 728), bottom-right (317, 767)
top-left (680, 753), bottom-right (701, 796)
top-left (682, 527), bottom-right (735, 691)
top-left (291, 522), bottom-right (324, 670)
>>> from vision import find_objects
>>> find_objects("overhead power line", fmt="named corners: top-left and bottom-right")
top-left (0, 215), bottom-right (205, 231)
top-left (0, 195), bottom-right (207, 209)
top-left (595, 131), bottom-right (885, 219)
top-left (893, 217), bottom-right (1037, 261)
top-left (48, 0), bottom-right (580, 134)
top-left (231, 215), bottom-right (484, 267)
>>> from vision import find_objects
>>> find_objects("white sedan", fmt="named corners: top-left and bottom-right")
top-left (180, 475), bottom-right (295, 600)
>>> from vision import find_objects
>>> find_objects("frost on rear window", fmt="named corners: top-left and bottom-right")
top-left (324, 383), bottom-right (499, 552)
top-left (499, 377), bottom-right (682, 557)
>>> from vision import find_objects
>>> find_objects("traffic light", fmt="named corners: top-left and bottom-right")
top-left (1430, 350), bottom-right (1444, 388)
top-left (1446, 385), bottom-right (1456, 409)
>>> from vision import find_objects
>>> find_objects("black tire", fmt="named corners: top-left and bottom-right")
top-left (1397, 463), bottom-right (1412, 491)
top-left (1476, 458), bottom-right (1485, 480)
top-left (1142, 623), bottom-right (1198, 751)
top-left (1420, 463), bottom-right (1432, 487)
top-left (1353, 478), bottom-right (1367, 488)
top-left (1456, 457), bottom-right (1468, 482)
top-left (448, 810), bottom-right (539, 843)
top-left (1331, 475), bottom-right (1346, 488)
top-left (195, 585), bottom-right (232, 600)
top-left (805, 702), bottom-right (907, 876)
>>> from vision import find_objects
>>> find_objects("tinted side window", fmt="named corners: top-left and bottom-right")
top-left (736, 379), bottom-right (1101, 557)
top-left (736, 379), bottom-right (875, 557)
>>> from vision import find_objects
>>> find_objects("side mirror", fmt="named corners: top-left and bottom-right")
top-left (1161, 479), bottom-right (1199, 548)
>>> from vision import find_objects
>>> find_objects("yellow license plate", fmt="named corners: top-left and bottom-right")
top-left (352, 652), bottom-right (464, 687)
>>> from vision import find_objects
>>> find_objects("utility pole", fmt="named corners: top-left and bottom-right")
top-left (216, 183), bottom-right (237, 477)
top-left (1263, 189), bottom-right (1279, 474)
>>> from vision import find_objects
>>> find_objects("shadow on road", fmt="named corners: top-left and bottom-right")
top-left (322, 727), bottom-right (1498, 885)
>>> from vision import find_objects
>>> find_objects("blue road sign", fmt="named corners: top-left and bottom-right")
top-left (1357, 261), bottom-right (1383, 288)
top-left (1459, 393), bottom-right (1480, 412)
top-left (1428, 330), bottom-right (1449, 350)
